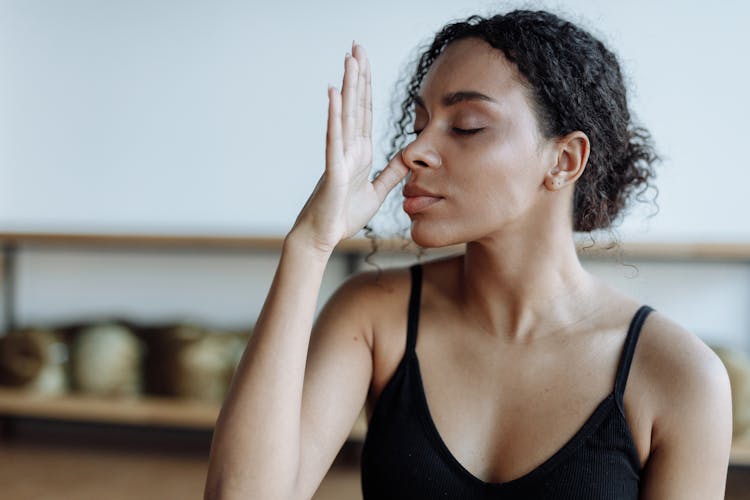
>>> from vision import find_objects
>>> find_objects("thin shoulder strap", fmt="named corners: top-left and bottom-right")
top-left (614, 305), bottom-right (654, 409)
top-left (405, 264), bottom-right (423, 355)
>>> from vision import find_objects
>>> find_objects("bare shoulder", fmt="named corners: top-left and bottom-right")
top-left (332, 264), bottom-right (413, 308)
top-left (636, 310), bottom-right (733, 498)
top-left (326, 253), bottom-right (463, 334)
top-left (318, 264), bottom-right (413, 348)
top-left (636, 310), bottom-right (731, 418)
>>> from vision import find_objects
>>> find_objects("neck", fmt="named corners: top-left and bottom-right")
top-left (457, 224), bottom-right (598, 344)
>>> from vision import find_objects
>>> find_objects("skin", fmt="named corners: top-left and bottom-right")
top-left (205, 38), bottom-right (733, 500)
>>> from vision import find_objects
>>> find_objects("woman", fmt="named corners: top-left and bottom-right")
top-left (205, 10), bottom-right (732, 500)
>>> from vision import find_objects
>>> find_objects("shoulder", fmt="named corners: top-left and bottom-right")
top-left (330, 264), bottom-right (413, 307)
top-left (637, 310), bottom-right (731, 424)
top-left (635, 310), bottom-right (732, 497)
top-left (317, 264), bottom-right (413, 348)
top-left (320, 254), bottom-right (462, 353)
top-left (325, 253), bottom-right (462, 323)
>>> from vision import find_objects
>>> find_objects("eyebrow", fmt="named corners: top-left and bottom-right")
top-left (414, 90), bottom-right (498, 109)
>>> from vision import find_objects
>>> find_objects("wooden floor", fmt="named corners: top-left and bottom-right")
top-left (0, 443), bottom-right (362, 500)
top-left (1, 419), bottom-right (748, 500)
top-left (0, 418), bottom-right (362, 500)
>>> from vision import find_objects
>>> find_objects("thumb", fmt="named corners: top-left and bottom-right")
top-left (372, 152), bottom-right (409, 202)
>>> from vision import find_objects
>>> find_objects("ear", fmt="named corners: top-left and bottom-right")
top-left (543, 131), bottom-right (590, 192)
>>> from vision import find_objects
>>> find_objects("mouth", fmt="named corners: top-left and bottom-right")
top-left (402, 183), bottom-right (443, 215)
top-left (402, 195), bottom-right (443, 215)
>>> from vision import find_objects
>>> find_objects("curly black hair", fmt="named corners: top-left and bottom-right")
top-left (385, 9), bottom-right (659, 234)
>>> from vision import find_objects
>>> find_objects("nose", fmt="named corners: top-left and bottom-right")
top-left (401, 134), bottom-right (442, 170)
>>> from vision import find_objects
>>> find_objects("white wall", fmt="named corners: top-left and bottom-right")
top-left (8, 246), bottom-right (350, 329)
top-left (2, 0), bottom-right (749, 241)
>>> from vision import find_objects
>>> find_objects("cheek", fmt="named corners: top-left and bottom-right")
top-left (452, 144), bottom-right (517, 193)
top-left (452, 146), bottom-right (538, 217)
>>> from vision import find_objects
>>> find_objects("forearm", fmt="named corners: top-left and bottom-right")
top-left (205, 230), bottom-right (332, 500)
top-left (206, 41), bottom-right (402, 499)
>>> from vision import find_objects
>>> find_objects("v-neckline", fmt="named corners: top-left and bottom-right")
top-left (409, 351), bottom-right (618, 489)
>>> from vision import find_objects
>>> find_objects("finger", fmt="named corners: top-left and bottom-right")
top-left (326, 86), bottom-right (344, 173)
top-left (341, 53), bottom-right (359, 150)
top-left (353, 45), bottom-right (367, 138)
top-left (364, 55), bottom-right (372, 139)
top-left (372, 151), bottom-right (410, 202)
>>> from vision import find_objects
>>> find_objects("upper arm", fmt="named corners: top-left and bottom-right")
top-left (292, 270), bottom-right (383, 499)
top-left (639, 322), bottom-right (733, 500)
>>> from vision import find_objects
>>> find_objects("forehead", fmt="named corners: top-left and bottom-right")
top-left (418, 37), bottom-right (527, 107)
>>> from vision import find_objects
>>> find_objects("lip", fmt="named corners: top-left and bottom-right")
top-left (402, 184), bottom-right (439, 198)
top-left (402, 184), bottom-right (443, 215)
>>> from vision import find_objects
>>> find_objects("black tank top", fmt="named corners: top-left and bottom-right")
top-left (361, 264), bottom-right (654, 499)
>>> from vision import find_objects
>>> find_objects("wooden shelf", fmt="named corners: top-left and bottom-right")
top-left (578, 241), bottom-right (750, 262)
top-left (0, 387), bottom-right (368, 440)
top-left (2, 231), bottom-right (750, 261)
top-left (0, 231), bottom-right (419, 253)
top-left (0, 388), bottom-right (219, 430)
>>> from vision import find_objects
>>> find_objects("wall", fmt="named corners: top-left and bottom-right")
top-left (1, 1), bottom-right (749, 353)
top-left (1, 0), bottom-right (748, 241)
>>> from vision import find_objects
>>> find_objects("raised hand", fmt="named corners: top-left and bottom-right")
top-left (290, 42), bottom-right (409, 254)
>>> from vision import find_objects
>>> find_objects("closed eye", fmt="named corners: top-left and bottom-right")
top-left (453, 127), bottom-right (484, 136)
top-left (407, 127), bottom-right (484, 136)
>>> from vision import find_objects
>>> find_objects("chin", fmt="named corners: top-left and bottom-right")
top-left (409, 220), bottom-right (463, 248)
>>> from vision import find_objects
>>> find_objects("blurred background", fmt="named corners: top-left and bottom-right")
top-left (1, 0), bottom-right (749, 498)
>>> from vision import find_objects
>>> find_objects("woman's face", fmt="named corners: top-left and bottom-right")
top-left (401, 37), bottom-right (559, 248)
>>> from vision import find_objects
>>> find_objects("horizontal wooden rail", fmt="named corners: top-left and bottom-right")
top-left (0, 387), bottom-right (368, 440)
top-left (0, 388), bottom-right (219, 430)
top-left (2, 231), bottom-right (750, 260)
